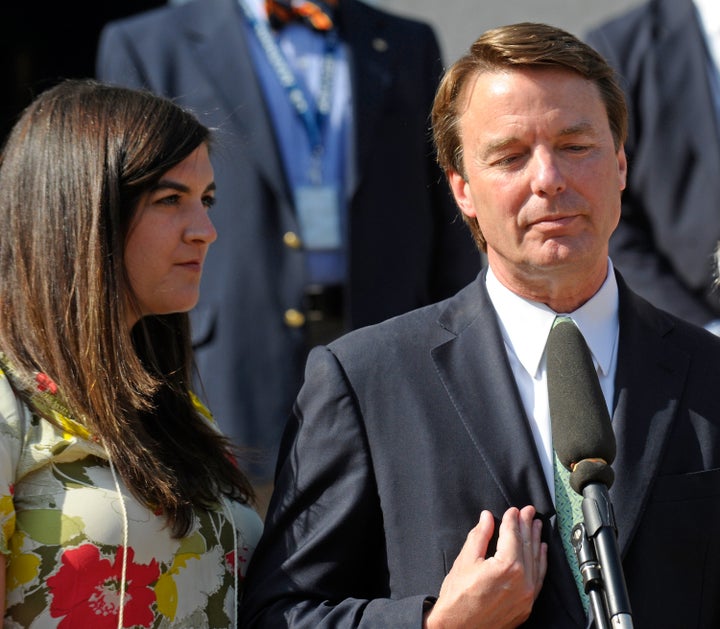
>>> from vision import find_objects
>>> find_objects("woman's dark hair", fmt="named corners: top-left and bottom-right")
top-left (0, 79), bottom-right (254, 536)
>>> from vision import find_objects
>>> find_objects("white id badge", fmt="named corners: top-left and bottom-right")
top-left (295, 185), bottom-right (341, 250)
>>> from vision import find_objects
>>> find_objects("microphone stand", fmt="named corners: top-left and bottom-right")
top-left (570, 468), bottom-right (633, 628)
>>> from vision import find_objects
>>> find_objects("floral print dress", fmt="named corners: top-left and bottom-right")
top-left (0, 363), bottom-right (263, 628)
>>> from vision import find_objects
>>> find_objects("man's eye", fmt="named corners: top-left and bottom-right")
top-left (492, 154), bottom-right (522, 167)
top-left (203, 195), bottom-right (216, 209)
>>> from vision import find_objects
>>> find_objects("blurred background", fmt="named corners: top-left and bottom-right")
top-left (2, 0), bottom-right (645, 145)
top-left (375, 0), bottom-right (645, 68)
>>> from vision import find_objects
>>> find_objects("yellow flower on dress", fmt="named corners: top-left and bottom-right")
top-left (0, 492), bottom-right (15, 545)
top-left (190, 391), bottom-right (213, 422)
top-left (6, 532), bottom-right (41, 591)
top-left (154, 531), bottom-right (205, 620)
top-left (155, 551), bottom-right (204, 620)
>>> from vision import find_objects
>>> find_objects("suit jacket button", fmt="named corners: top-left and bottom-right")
top-left (283, 231), bottom-right (302, 249)
top-left (372, 37), bottom-right (388, 52)
top-left (284, 308), bottom-right (305, 328)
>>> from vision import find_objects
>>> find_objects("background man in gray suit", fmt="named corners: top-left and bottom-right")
top-left (586, 0), bottom-right (720, 330)
top-left (97, 0), bottom-right (479, 509)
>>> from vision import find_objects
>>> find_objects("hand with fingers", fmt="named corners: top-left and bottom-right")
top-left (423, 505), bottom-right (548, 629)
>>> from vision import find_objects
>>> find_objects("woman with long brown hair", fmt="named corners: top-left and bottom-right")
top-left (0, 79), bottom-right (261, 628)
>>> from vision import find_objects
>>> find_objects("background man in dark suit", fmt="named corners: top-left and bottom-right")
top-left (240, 22), bottom-right (720, 627)
top-left (586, 0), bottom-right (720, 331)
top-left (96, 0), bottom-right (479, 505)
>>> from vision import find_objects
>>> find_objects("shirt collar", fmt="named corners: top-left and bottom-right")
top-left (244, 0), bottom-right (267, 20)
top-left (486, 259), bottom-right (619, 378)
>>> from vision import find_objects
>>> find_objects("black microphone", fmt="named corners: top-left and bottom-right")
top-left (546, 318), bottom-right (615, 488)
top-left (546, 318), bottom-right (633, 628)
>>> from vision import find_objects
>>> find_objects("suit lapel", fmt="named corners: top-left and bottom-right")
top-left (184, 0), bottom-right (292, 205)
top-left (611, 278), bottom-right (688, 555)
top-left (654, 0), bottom-right (718, 144)
top-left (339, 0), bottom-right (392, 199)
top-left (431, 278), bottom-right (587, 621)
top-left (431, 277), bottom-right (554, 518)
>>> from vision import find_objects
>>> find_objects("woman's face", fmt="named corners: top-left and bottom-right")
top-left (124, 143), bottom-right (217, 329)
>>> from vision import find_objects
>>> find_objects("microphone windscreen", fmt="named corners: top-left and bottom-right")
top-left (546, 319), bottom-right (616, 471)
top-left (571, 458), bottom-right (615, 493)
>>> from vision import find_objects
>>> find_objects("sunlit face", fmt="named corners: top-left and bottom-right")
top-left (447, 67), bottom-right (627, 302)
top-left (124, 143), bottom-right (217, 329)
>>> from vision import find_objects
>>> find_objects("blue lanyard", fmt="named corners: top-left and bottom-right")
top-left (238, 0), bottom-right (338, 152)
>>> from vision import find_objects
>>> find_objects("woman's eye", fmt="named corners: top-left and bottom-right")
top-left (157, 194), bottom-right (180, 206)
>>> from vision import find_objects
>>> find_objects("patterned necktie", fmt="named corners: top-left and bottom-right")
top-left (554, 451), bottom-right (589, 611)
top-left (266, 0), bottom-right (338, 32)
top-left (548, 316), bottom-right (590, 612)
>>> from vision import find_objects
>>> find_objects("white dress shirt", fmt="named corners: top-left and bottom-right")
top-left (485, 260), bottom-right (620, 498)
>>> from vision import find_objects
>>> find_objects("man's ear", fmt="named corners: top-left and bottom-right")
top-left (617, 144), bottom-right (628, 191)
top-left (447, 169), bottom-right (477, 219)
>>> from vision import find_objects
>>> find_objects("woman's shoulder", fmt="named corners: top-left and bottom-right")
top-left (232, 500), bottom-right (264, 550)
top-left (0, 362), bottom-right (30, 438)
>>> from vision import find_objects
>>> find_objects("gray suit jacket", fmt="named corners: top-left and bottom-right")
top-left (241, 270), bottom-right (720, 627)
top-left (96, 0), bottom-right (479, 479)
top-left (586, 0), bottom-right (720, 326)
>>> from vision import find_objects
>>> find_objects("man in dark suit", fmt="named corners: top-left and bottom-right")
top-left (239, 22), bottom-right (720, 627)
top-left (586, 0), bottom-right (720, 330)
top-left (96, 0), bottom-right (478, 497)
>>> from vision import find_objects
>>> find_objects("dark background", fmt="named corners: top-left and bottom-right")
top-left (1, 2), bottom-right (167, 144)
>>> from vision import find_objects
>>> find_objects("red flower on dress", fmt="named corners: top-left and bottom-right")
top-left (226, 547), bottom-right (250, 579)
top-left (35, 372), bottom-right (58, 395)
top-left (47, 544), bottom-right (160, 628)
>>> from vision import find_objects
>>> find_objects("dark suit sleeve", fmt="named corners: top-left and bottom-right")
top-left (239, 346), bottom-right (429, 628)
top-left (585, 24), bottom-right (719, 326)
